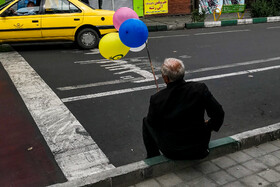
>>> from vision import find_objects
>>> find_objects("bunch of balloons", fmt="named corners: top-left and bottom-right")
top-left (99, 7), bottom-right (149, 60)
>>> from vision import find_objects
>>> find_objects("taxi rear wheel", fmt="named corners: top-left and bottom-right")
top-left (76, 28), bottom-right (99, 49)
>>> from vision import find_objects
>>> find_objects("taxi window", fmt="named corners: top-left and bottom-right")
top-left (44, 0), bottom-right (81, 14)
top-left (6, 0), bottom-right (39, 16)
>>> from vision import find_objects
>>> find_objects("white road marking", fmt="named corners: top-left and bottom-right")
top-left (58, 57), bottom-right (159, 91)
top-left (61, 64), bottom-right (280, 103)
top-left (85, 48), bottom-right (100, 54)
top-left (148, 34), bottom-right (190, 39)
top-left (74, 57), bottom-right (147, 65)
top-left (91, 30), bottom-right (247, 41)
top-left (57, 77), bottom-right (144, 91)
top-left (153, 56), bottom-right (280, 77)
top-left (0, 51), bottom-right (115, 180)
top-left (267, 26), bottom-right (280, 29)
top-left (179, 55), bottom-right (192, 59)
top-left (62, 84), bottom-right (163, 102)
top-left (194, 29), bottom-right (250, 36)
top-left (76, 57), bottom-right (158, 83)
top-left (58, 56), bottom-right (280, 91)
top-left (188, 56), bottom-right (280, 73)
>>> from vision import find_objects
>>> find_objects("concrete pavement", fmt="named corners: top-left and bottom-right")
top-left (134, 139), bottom-right (280, 187)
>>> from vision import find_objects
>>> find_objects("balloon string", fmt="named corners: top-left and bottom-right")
top-left (145, 41), bottom-right (159, 92)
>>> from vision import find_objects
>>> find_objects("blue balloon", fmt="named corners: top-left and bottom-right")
top-left (119, 18), bottom-right (149, 48)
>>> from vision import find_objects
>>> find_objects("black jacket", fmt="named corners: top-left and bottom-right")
top-left (147, 79), bottom-right (225, 152)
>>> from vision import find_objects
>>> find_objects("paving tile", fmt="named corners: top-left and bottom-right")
top-left (226, 165), bottom-right (254, 178)
top-left (193, 161), bottom-right (220, 174)
top-left (223, 181), bottom-right (247, 187)
top-left (266, 184), bottom-right (279, 187)
top-left (271, 140), bottom-right (280, 148)
top-left (241, 175), bottom-right (269, 187)
top-left (173, 182), bottom-right (190, 187)
top-left (135, 179), bottom-right (161, 187)
top-left (175, 167), bottom-right (203, 182)
top-left (156, 173), bottom-right (183, 187)
top-left (258, 169), bottom-right (280, 183)
top-left (211, 156), bottom-right (237, 169)
top-left (258, 142), bottom-right (280, 153)
top-left (227, 151), bottom-right (252, 163)
top-left (275, 165), bottom-right (280, 172)
top-left (276, 181), bottom-right (280, 187)
top-left (185, 176), bottom-right (217, 187)
top-left (208, 170), bottom-right (235, 185)
top-left (242, 159), bottom-right (268, 172)
top-left (272, 150), bottom-right (280, 159)
top-left (243, 146), bottom-right (267, 158)
top-left (257, 154), bottom-right (280, 167)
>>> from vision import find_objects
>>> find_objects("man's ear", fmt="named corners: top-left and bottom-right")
top-left (163, 75), bottom-right (170, 84)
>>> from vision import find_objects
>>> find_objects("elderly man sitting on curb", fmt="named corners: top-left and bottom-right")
top-left (143, 58), bottom-right (225, 160)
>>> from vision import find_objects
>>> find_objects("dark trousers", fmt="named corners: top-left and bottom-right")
top-left (142, 117), bottom-right (211, 160)
top-left (142, 118), bottom-right (161, 158)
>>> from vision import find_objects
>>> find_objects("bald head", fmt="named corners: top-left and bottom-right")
top-left (161, 58), bottom-right (185, 83)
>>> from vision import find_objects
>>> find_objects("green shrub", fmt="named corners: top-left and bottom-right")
top-left (191, 9), bottom-right (206, 22)
top-left (250, 0), bottom-right (274, 17)
top-left (271, 0), bottom-right (280, 16)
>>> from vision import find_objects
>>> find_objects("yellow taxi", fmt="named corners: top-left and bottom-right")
top-left (0, 0), bottom-right (116, 49)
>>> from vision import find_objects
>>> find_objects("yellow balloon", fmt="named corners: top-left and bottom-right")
top-left (99, 33), bottom-right (130, 60)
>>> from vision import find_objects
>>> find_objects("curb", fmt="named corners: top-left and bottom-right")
top-left (146, 16), bottom-right (280, 32)
top-left (51, 122), bottom-right (280, 187)
top-left (185, 16), bottom-right (280, 29)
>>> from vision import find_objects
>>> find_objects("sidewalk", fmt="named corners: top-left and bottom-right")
top-left (141, 11), bottom-right (280, 31)
top-left (141, 11), bottom-right (250, 30)
top-left (142, 11), bottom-right (250, 25)
top-left (134, 139), bottom-right (280, 187)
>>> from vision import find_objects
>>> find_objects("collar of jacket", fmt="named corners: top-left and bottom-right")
top-left (167, 78), bottom-right (185, 88)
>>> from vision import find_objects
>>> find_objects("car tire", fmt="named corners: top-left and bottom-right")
top-left (76, 28), bottom-right (99, 49)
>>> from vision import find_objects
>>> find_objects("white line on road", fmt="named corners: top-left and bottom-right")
top-left (267, 26), bottom-right (280, 29)
top-left (194, 29), bottom-right (250, 36)
top-left (74, 57), bottom-right (147, 65)
top-left (58, 56), bottom-right (280, 91)
top-left (61, 64), bottom-right (280, 103)
top-left (188, 56), bottom-right (280, 73)
top-left (145, 29), bottom-right (249, 39)
top-left (0, 51), bottom-right (115, 180)
top-left (149, 34), bottom-right (190, 39)
top-left (57, 77), bottom-right (144, 91)
top-left (62, 84), bottom-right (163, 102)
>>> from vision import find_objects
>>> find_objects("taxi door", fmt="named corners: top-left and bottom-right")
top-left (0, 0), bottom-right (41, 41)
top-left (41, 0), bottom-right (83, 38)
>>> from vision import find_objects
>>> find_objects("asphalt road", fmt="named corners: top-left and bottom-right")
top-left (11, 22), bottom-right (280, 167)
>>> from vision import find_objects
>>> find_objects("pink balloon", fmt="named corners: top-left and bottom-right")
top-left (113, 7), bottom-right (139, 31)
